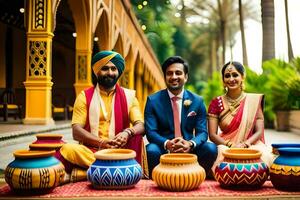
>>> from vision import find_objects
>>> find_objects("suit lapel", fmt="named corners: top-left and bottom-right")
top-left (181, 90), bottom-right (190, 134)
top-left (162, 89), bottom-right (174, 130)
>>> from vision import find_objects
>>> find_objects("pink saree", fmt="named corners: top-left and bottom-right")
top-left (208, 93), bottom-right (274, 168)
top-left (219, 93), bottom-right (265, 144)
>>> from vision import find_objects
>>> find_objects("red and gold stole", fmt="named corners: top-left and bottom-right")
top-left (84, 84), bottom-right (142, 164)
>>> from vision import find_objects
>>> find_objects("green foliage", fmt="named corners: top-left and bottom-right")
top-left (201, 72), bottom-right (223, 106)
top-left (262, 59), bottom-right (297, 111)
top-left (132, 0), bottom-right (176, 63)
top-left (286, 76), bottom-right (300, 109)
top-left (201, 59), bottom-right (300, 126)
top-left (146, 21), bottom-right (176, 63)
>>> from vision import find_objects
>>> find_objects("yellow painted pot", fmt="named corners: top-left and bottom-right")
top-left (152, 153), bottom-right (206, 192)
top-left (5, 150), bottom-right (65, 194)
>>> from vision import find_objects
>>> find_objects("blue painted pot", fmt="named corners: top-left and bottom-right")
top-left (270, 147), bottom-right (300, 191)
top-left (5, 150), bottom-right (65, 194)
top-left (271, 143), bottom-right (300, 155)
top-left (87, 149), bottom-right (142, 189)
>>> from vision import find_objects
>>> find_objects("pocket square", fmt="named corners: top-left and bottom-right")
top-left (187, 111), bottom-right (197, 117)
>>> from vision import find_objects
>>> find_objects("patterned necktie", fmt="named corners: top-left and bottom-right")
top-left (171, 96), bottom-right (182, 138)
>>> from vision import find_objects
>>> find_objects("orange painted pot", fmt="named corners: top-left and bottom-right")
top-left (29, 133), bottom-right (65, 151)
top-left (214, 148), bottom-right (269, 190)
top-left (152, 153), bottom-right (206, 192)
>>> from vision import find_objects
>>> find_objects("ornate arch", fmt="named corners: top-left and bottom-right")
top-left (94, 9), bottom-right (110, 50)
top-left (121, 45), bottom-right (134, 88)
top-left (112, 33), bottom-right (124, 56)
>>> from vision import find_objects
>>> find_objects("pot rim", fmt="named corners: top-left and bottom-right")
top-left (13, 149), bottom-right (56, 158)
top-left (94, 148), bottom-right (136, 160)
top-left (223, 148), bottom-right (262, 159)
top-left (29, 143), bottom-right (64, 149)
top-left (277, 147), bottom-right (300, 154)
top-left (272, 143), bottom-right (300, 148)
top-left (35, 133), bottom-right (63, 139)
top-left (160, 153), bottom-right (197, 164)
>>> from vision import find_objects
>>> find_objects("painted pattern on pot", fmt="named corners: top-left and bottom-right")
top-left (214, 148), bottom-right (269, 189)
top-left (152, 153), bottom-right (206, 192)
top-left (270, 147), bottom-right (300, 191)
top-left (87, 149), bottom-right (142, 189)
top-left (5, 150), bottom-right (65, 194)
top-left (29, 133), bottom-right (65, 151)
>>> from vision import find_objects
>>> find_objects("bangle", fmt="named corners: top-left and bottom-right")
top-left (124, 128), bottom-right (134, 137)
top-left (225, 140), bottom-right (232, 148)
top-left (98, 139), bottom-right (104, 150)
top-left (244, 141), bottom-right (250, 148)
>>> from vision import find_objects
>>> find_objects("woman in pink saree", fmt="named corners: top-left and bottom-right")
top-left (208, 61), bottom-right (274, 168)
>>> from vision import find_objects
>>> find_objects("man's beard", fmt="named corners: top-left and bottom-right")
top-left (168, 85), bottom-right (182, 91)
top-left (97, 75), bottom-right (118, 88)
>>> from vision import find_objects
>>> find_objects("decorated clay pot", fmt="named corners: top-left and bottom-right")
top-left (29, 133), bottom-right (65, 151)
top-left (271, 143), bottom-right (300, 155)
top-left (5, 150), bottom-right (65, 194)
top-left (214, 148), bottom-right (269, 190)
top-left (87, 149), bottom-right (142, 189)
top-left (152, 153), bottom-right (206, 192)
top-left (270, 147), bottom-right (300, 191)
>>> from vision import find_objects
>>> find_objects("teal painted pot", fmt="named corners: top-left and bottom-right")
top-left (270, 147), bottom-right (300, 191)
top-left (5, 150), bottom-right (65, 194)
top-left (271, 143), bottom-right (300, 155)
top-left (87, 149), bottom-right (142, 189)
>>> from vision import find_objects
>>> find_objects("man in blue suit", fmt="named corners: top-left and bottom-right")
top-left (145, 56), bottom-right (217, 178)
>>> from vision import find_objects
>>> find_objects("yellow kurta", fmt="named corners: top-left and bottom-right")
top-left (61, 87), bottom-right (144, 170)
top-left (71, 89), bottom-right (143, 139)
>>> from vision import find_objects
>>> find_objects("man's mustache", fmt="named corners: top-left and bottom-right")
top-left (102, 75), bottom-right (117, 80)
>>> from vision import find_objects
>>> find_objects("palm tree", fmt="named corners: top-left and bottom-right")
top-left (178, 0), bottom-right (256, 72)
top-left (261, 0), bottom-right (275, 61)
top-left (284, 0), bottom-right (294, 61)
top-left (239, 0), bottom-right (248, 66)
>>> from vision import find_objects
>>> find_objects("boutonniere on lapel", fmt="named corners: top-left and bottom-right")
top-left (183, 99), bottom-right (192, 107)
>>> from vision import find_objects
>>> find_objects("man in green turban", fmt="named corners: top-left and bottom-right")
top-left (56, 50), bottom-right (146, 183)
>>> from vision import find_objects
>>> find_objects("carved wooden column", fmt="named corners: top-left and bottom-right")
top-left (143, 68), bottom-right (149, 109)
top-left (23, 0), bottom-right (54, 124)
top-left (74, 49), bottom-right (92, 95)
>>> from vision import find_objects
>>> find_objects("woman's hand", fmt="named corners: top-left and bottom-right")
top-left (232, 142), bottom-right (247, 148)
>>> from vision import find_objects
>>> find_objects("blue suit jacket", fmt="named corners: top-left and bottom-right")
top-left (144, 89), bottom-right (208, 148)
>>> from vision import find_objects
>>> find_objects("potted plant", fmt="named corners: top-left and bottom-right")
top-left (262, 59), bottom-right (300, 131)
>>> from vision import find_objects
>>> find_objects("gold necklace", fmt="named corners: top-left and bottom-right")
top-left (225, 92), bottom-right (245, 113)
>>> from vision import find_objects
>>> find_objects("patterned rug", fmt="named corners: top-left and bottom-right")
top-left (1, 180), bottom-right (300, 199)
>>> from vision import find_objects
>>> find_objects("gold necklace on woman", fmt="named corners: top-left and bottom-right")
top-left (225, 92), bottom-right (245, 113)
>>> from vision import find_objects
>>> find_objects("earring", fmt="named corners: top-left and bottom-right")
top-left (224, 86), bottom-right (228, 93)
top-left (240, 82), bottom-right (244, 91)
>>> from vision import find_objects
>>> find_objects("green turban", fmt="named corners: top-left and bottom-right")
top-left (92, 50), bottom-right (125, 76)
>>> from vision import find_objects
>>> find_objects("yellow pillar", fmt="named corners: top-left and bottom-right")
top-left (136, 75), bottom-right (143, 109)
top-left (135, 60), bottom-right (144, 108)
top-left (143, 71), bottom-right (149, 109)
top-left (23, 0), bottom-right (54, 124)
top-left (74, 49), bottom-right (93, 95)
